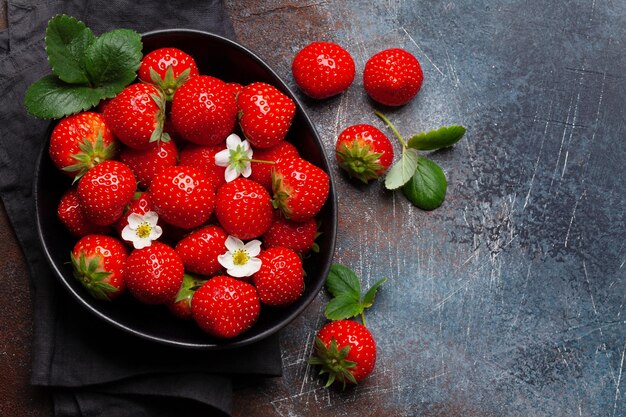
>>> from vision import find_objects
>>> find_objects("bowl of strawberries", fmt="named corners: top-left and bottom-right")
top-left (34, 28), bottom-right (337, 349)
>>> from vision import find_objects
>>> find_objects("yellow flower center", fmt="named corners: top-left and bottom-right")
top-left (232, 249), bottom-right (250, 266)
top-left (136, 222), bottom-right (152, 239)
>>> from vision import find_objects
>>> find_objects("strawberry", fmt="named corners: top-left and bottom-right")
top-left (215, 178), bottom-right (273, 240)
top-left (249, 141), bottom-right (299, 191)
top-left (226, 82), bottom-right (244, 97)
top-left (138, 47), bottom-right (199, 100)
top-left (335, 124), bottom-right (394, 183)
top-left (263, 215), bottom-right (318, 255)
top-left (104, 83), bottom-right (170, 149)
top-left (70, 234), bottom-right (128, 301)
top-left (58, 188), bottom-right (109, 238)
top-left (363, 48), bottom-right (423, 107)
top-left (292, 41), bottom-right (355, 99)
top-left (77, 160), bottom-right (137, 226)
top-left (124, 241), bottom-right (184, 304)
top-left (272, 158), bottom-right (329, 222)
top-left (310, 320), bottom-right (377, 387)
top-left (171, 75), bottom-right (237, 146)
top-left (150, 166), bottom-right (216, 229)
top-left (178, 144), bottom-right (226, 190)
top-left (114, 192), bottom-right (157, 238)
top-left (253, 247), bottom-right (304, 306)
top-left (191, 275), bottom-right (260, 338)
top-left (119, 139), bottom-right (178, 189)
top-left (167, 273), bottom-right (206, 320)
top-left (175, 225), bottom-right (228, 276)
top-left (237, 82), bottom-right (295, 149)
top-left (49, 111), bottom-right (117, 179)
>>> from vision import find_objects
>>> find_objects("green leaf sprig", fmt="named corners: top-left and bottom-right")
top-left (376, 111), bottom-right (465, 211)
top-left (24, 15), bottom-right (142, 119)
top-left (324, 264), bottom-right (387, 326)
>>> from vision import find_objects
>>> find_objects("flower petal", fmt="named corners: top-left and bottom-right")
top-left (127, 213), bottom-right (143, 228)
top-left (224, 235), bottom-right (244, 253)
top-left (149, 225), bottom-right (163, 240)
top-left (121, 224), bottom-right (136, 242)
top-left (241, 140), bottom-right (251, 153)
top-left (227, 266), bottom-right (249, 278)
top-left (224, 166), bottom-right (239, 182)
top-left (143, 211), bottom-right (159, 226)
top-left (246, 258), bottom-right (263, 275)
top-left (226, 133), bottom-right (242, 149)
top-left (133, 237), bottom-right (153, 250)
top-left (242, 164), bottom-right (252, 178)
top-left (218, 253), bottom-right (235, 270)
top-left (215, 149), bottom-right (230, 167)
top-left (243, 239), bottom-right (262, 257)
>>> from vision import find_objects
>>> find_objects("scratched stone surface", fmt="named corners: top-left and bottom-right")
top-left (2, 1), bottom-right (625, 416)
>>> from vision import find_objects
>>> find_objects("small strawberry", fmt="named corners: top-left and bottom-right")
top-left (124, 241), bottom-right (184, 304)
top-left (309, 320), bottom-right (377, 387)
top-left (171, 75), bottom-right (237, 146)
top-left (104, 83), bottom-right (170, 149)
top-left (249, 141), bottom-right (300, 191)
top-left (191, 275), bottom-right (261, 338)
top-left (215, 178), bottom-right (273, 240)
top-left (292, 41), bottom-right (355, 99)
top-left (167, 273), bottom-right (206, 320)
top-left (49, 111), bottom-right (117, 179)
top-left (253, 247), bottom-right (304, 307)
top-left (150, 166), bottom-right (216, 229)
top-left (70, 234), bottom-right (128, 301)
top-left (138, 47), bottom-right (199, 100)
top-left (119, 139), bottom-right (178, 189)
top-left (178, 144), bottom-right (226, 190)
top-left (77, 160), bottom-right (137, 226)
top-left (58, 188), bottom-right (109, 238)
top-left (175, 225), bottom-right (228, 276)
top-left (363, 48), bottom-right (423, 106)
top-left (263, 215), bottom-right (318, 255)
top-left (335, 124), bottom-right (394, 183)
top-left (272, 158), bottom-right (329, 222)
top-left (237, 82), bottom-right (296, 149)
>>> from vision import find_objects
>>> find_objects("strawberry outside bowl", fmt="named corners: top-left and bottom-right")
top-left (34, 29), bottom-right (337, 349)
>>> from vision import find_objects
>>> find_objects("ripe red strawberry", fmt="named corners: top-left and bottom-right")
top-left (249, 141), bottom-right (299, 191)
top-left (292, 42), bottom-right (355, 99)
top-left (167, 273), bottom-right (206, 320)
top-left (215, 178), bottom-right (273, 240)
top-left (272, 158), bottom-right (329, 222)
top-left (175, 225), bottom-right (228, 276)
top-left (226, 82), bottom-right (244, 97)
top-left (310, 320), bottom-right (377, 387)
top-left (178, 144), bottom-right (226, 190)
top-left (263, 215), bottom-right (318, 255)
top-left (191, 276), bottom-right (260, 338)
top-left (138, 47), bottom-right (199, 100)
top-left (58, 188), bottom-right (109, 238)
top-left (335, 124), bottom-right (394, 183)
top-left (49, 111), bottom-right (117, 179)
top-left (77, 160), bottom-right (137, 226)
top-left (363, 48), bottom-right (423, 106)
top-left (70, 234), bottom-right (128, 301)
top-left (119, 139), bottom-right (178, 189)
top-left (150, 166), bottom-right (216, 229)
top-left (253, 247), bottom-right (304, 306)
top-left (124, 241), bottom-right (184, 304)
top-left (171, 75), bottom-right (237, 146)
top-left (104, 83), bottom-right (170, 149)
top-left (237, 82), bottom-right (295, 149)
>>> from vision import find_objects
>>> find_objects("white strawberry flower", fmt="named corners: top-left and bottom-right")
top-left (217, 235), bottom-right (262, 277)
top-left (121, 211), bottom-right (163, 249)
top-left (215, 133), bottom-right (253, 182)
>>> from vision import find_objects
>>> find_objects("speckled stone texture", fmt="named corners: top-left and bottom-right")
top-left (2, 1), bottom-right (625, 416)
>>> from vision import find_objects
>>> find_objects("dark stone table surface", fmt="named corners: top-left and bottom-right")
top-left (2, 1), bottom-right (625, 416)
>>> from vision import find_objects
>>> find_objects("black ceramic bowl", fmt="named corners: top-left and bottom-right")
top-left (34, 29), bottom-right (337, 349)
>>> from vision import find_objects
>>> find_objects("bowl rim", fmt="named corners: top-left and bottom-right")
top-left (34, 28), bottom-right (338, 350)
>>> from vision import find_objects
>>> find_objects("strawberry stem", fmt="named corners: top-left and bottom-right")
top-left (246, 158), bottom-right (275, 165)
top-left (360, 312), bottom-right (367, 328)
top-left (375, 111), bottom-right (407, 148)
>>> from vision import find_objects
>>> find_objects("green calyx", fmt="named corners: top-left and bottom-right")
top-left (149, 66), bottom-right (191, 101)
top-left (308, 337), bottom-right (358, 389)
top-left (271, 171), bottom-right (293, 218)
top-left (174, 273), bottom-right (206, 303)
top-left (70, 251), bottom-right (118, 301)
top-left (62, 129), bottom-right (117, 181)
top-left (337, 139), bottom-right (385, 184)
top-left (149, 92), bottom-right (171, 144)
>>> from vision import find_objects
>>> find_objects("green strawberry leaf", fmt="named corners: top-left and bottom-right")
top-left (325, 264), bottom-right (361, 301)
top-left (85, 29), bottom-right (142, 96)
top-left (407, 125), bottom-right (466, 151)
top-left (324, 294), bottom-right (365, 321)
top-left (384, 148), bottom-right (419, 190)
top-left (45, 15), bottom-right (95, 84)
top-left (174, 273), bottom-right (205, 303)
top-left (362, 277), bottom-right (387, 308)
top-left (24, 75), bottom-right (105, 119)
top-left (402, 157), bottom-right (447, 210)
